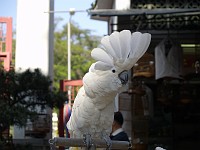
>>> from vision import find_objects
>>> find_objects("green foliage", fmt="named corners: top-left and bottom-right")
top-left (54, 21), bottom-right (100, 89)
top-left (0, 68), bottom-right (67, 134)
top-left (0, 20), bottom-right (100, 137)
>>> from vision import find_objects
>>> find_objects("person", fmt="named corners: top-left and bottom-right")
top-left (110, 111), bottom-right (130, 142)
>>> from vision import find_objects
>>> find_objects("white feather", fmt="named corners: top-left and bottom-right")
top-left (109, 31), bottom-right (122, 58)
top-left (121, 32), bottom-right (151, 70)
top-left (93, 61), bottom-right (113, 71)
top-left (130, 32), bottom-right (151, 59)
top-left (119, 30), bottom-right (131, 59)
top-left (101, 36), bottom-right (118, 60)
top-left (91, 48), bottom-right (113, 66)
top-left (130, 32), bottom-right (143, 56)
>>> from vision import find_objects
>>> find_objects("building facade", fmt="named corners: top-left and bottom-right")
top-left (90, 0), bottom-right (200, 149)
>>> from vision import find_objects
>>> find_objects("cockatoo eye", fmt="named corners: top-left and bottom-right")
top-left (112, 69), bottom-right (116, 73)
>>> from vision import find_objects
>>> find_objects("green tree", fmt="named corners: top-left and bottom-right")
top-left (54, 21), bottom-right (100, 89)
top-left (0, 68), bottom-right (67, 137)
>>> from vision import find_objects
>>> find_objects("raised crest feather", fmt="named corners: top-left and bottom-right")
top-left (91, 30), bottom-right (151, 71)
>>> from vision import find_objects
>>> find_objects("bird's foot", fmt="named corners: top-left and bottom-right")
top-left (102, 134), bottom-right (112, 150)
top-left (83, 133), bottom-right (92, 150)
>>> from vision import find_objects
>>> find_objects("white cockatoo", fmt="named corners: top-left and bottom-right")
top-left (67, 30), bottom-right (151, 149)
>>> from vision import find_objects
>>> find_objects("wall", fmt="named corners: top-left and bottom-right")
top-left (14, 0), bottom-right (54, 139)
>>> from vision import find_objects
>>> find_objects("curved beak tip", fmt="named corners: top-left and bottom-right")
top-left (119, 71), bottom-right (128, 85)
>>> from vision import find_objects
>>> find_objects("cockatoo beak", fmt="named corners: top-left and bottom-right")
top-left (118, 70), bottom-right (128, 85)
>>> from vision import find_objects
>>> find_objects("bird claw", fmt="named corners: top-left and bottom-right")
top-left (83, 133), bottom-right (92, 149)
top-left (102, 135), bottom-right (112, 150)
top-left (83, 133), bottom-right (94, 150)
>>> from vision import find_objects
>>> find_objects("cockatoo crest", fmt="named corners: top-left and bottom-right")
top-left (91, 30), bottom-right (151, 73)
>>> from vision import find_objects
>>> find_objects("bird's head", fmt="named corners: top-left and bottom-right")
top-left (82, 63), bottom-right (129, 99)
top-left (89, 62), bottom-right (129, 86)
top-left (83, 30), bottom-right (151, 98)
top-left (90, 30), bottom-right (151, 86)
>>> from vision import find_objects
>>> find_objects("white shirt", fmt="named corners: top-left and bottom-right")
top-left (111, 128), bottom-right (123, 136)
top-left (155, 38), bottom-right (183, 80)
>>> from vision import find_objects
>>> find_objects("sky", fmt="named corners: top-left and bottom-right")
top-left (0, 0), bottom-right (107, 36)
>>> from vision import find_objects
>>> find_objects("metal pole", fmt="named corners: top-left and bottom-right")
top-left (67, 16), bottom-right (71, 81)
top-left (67, 15), bottom-right (72, 108)
top-left (67, 8), bottom-right (75, 107)
top-left (67, 8), bottom-right (75, 81)
top-left (49, 137), bottom-right (130, 149)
